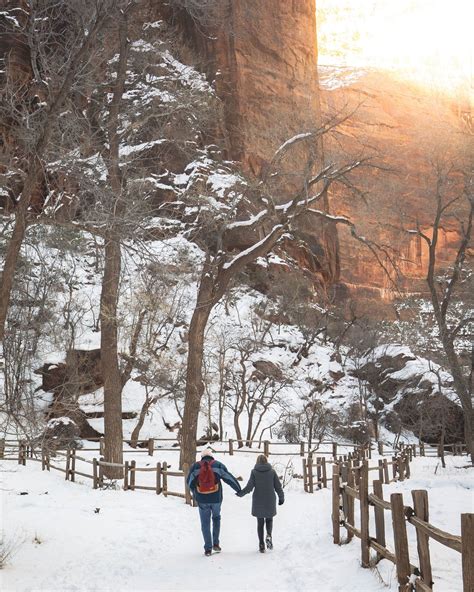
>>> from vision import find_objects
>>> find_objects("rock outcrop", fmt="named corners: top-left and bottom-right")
top-left (351, 345), bottom-right (464, 443)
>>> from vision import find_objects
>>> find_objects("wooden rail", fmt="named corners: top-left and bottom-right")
top-left (303, 448), bottom-right (409, 493)
top-left (332, 459), bottom-right (473, 591)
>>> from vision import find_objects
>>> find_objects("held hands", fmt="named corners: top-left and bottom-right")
top-left (236, 491), bottom-right (244, 497)
top-left (278, 499), bottom-right (284, 506)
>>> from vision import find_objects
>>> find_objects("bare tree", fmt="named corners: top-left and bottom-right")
top-left (0, 0), bottom-right (112, 341)
top-left (407, 165), bottom-right (473, 462)
top-left (179, 130), bottom-right (367, 468)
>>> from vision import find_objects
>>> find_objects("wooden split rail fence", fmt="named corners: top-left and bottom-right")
top-left (303, 447), bottom-right (414, 493)
top-left (2, 440), bottom-right (193, 505)
top-left (331, 459), bottom-right (473, 591)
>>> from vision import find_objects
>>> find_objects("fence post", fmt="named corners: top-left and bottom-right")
top-left (156, 462), bottom-right (162, 495)
top-left (332, 442), bottom-right (338, 459)
top-left (373, 480), bottom-right (386, 562)
top-left (0, 438), bottom-right (4, 459)
top-left (124, 461), bottom-right (129, 490)
top-left (162, 461), bottom-right (168, 497)
top-left (308, 454), bottom-right (314, 493)
top-left (332, 464), bottom-right (340, 544)
top-left (392, 456), bottom-right (397, 481)
top-left (316, 457), bottom-right (322, 490)
top-left (93, 458), bottom-right (98, 489)
top-left (346, 466), bottom-right (355, 542)
top-left (413, 444), bottom-right (417, 457)
top-left (378, 441), bottom-right (383, 456)
top-left (70, 449), bottom-right (76, 482)
top-left (420, 442), bottom-right (425, 456)
top-left (353, 463), bottom-right (360, 488)
top-left (462, 514), bottom-right (474, 592)
top-left (383, 458), bottom-right (389, 484)
top-left (378, 459), bottom-right (384, 482)
top-left (321, 457), bottom-right (327, 488)
top-left (130, 460), bottom-right (136, 491)
top-left (65, 448), bottom-right (71, 481)
top-left (148, 438), bottom-right (154, 456)
top-left (18, 441), bottom-right (26, 465)
top-left (360, 460), bottom-right (370, 567)
top-left (405, 453), bottom-right (411, 479)
top-left (41, 449), bottom-right (46, 471)
top-left (264, 440), bottom-right (270, 457)
top-left (391, 493), bottom-right (411, 591)
top-left (300, 441), bottom-right (305, 457)
top-left (412, 490), bottom-right (433, 589)
top-left (302, 458), bottom-right (308, 493)
top-left (183, 463), bottom-right (192, 505)
top-left (229, 439), bottom-right (234, 455)
top-left (99, 457), bottom-right (104, 488)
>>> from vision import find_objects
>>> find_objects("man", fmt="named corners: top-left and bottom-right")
top-left (187, 448), bottom-right (241, 556)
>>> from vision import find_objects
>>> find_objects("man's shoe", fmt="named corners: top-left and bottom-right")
top-left (265, 535), bottom-right (273, 550)
top-left (212, 544), bottom-right (221, 553)
top-left (259, 543), bottom-right (265, 553)
top-left (204, 549), bottom-right (212, 557)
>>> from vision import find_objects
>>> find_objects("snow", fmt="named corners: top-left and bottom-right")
top-left (273, 133), bottom-right (314, 159)
top-left (207, 173), bottom-right (242, 198)
top-left (222, 226), bottom-right (284, 270)
top-left (119, 139), bottom-right (167, 157)
top-left (2, 453), bottom-right (471, 591)
top-left (160, 51), bottom-right (212, 94)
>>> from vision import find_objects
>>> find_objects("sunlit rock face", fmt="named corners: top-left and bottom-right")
top-left (213, 0), bottom-right (322, 176)
top-left (171, 0), bottom-right (339, 289)
top-left (320, 70), bottom-right (470, 314)
top-left (174, 1), bottom-right (470, 313)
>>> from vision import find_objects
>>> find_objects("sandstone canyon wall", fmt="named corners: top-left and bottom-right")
top-left (320, 70), bottom-right (471, 314)
top-left (196, 1), bottom-right (471, 314)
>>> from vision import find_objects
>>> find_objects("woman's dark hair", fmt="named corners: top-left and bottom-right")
top-left (256, 454), bottom-right (268, 464)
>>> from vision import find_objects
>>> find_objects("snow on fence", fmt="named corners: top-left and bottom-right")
top-left (331, 459), bottom-right (473, 592)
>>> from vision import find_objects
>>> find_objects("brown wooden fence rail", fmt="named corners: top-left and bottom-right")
top-left (331, 460), bottom-right (473, 592)
top-left (303, 448), bottom-right (412, 493)
top-left (4, 444), bottom-right (194, 506)
top-left (0, 437), bottom-right (467, 463)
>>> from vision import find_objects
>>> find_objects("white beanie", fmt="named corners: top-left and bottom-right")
top-left (200, 448), bottom-right (214, 459)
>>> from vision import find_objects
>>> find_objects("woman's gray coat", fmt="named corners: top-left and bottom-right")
top-left (239, 462), bottom-right (284, 518)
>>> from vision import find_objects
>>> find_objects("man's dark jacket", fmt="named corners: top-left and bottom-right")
top-left (187, 455), bottom-right (241, 504)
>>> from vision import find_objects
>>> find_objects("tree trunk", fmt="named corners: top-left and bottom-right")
top-left (129, 394), bottom-right (154, 449)
top-left (100, 236), bottom-right (124, 478)
top-left (180, 300), bottom-right (212, 469)
top-left (464, 405), bottom-right (474, 464)
top-left (99, 6), bottom-right (130, 480)
top-left (0, 161), bottom-right (41, 341)
top-left (234, 414), bottom-right (244, 449)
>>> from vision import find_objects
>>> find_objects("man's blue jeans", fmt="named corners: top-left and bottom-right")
top-left (198, 502), bottom-right (221, 551)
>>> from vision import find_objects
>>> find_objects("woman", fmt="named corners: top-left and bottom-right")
top-left (237, 454), bottom-right (285, 552)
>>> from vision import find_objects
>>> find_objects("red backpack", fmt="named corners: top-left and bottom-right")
top-left (197, 460), bottom-right (218, 494)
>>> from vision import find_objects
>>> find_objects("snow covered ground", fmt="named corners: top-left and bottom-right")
top-left (2, 451), bottom-right (472, 592)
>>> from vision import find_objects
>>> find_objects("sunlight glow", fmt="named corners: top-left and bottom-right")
top-left (317, 0), bottom-right (473, 96)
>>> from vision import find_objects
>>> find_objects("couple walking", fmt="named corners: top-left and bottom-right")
top-left (186, 448), bottom-right (285, 556)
